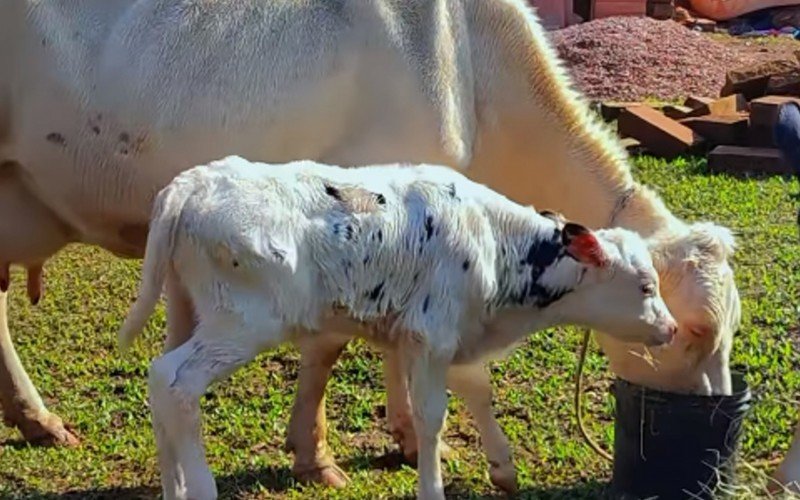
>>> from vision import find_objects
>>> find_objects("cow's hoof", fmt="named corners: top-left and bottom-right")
top-left (293, 463), bottom-right (350, 488)
top-left (15, 411), bottom-right (80, 447)
top-left (489, 462), bottom-right (518, 494)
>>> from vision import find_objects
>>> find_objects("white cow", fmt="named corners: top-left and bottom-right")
top-left (0, 0), bottom-right (744, 486)
top-left (118, 157), bottom-right (679, 500)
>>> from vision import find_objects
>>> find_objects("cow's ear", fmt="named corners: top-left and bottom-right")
top-left (562, 223), bottom-right (608, 267)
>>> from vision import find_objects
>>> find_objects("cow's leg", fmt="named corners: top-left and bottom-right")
top-left (406, 345), bottom-right (449, 500)
top-left (286, 333), bottom-right (351, 488)
top-left (0, 290), bottom-right (79, 446)
top-left (0, 165), bottom-right (77, 445)
top-left (149, 316), bottom-right (283, 500)
top-left (384, 346), bottom-right (418, 462)
top-left (447, 364), bottom-right (516, 494)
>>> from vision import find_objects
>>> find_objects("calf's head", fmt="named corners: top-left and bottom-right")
top-left (546, 223), bottom-right (678, 346)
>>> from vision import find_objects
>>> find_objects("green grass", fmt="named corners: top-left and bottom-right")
top-left (0, 156), bottom-right (798, 499)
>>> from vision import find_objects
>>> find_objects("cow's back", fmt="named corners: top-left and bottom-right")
top-left (5, 0), bottom-right (476, 255)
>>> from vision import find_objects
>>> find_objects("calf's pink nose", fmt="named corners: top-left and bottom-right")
top-left (667, 322), bottom-right (678, 339)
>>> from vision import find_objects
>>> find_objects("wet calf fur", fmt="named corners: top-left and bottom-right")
top-left (118, 157), bottom-right (678, 500)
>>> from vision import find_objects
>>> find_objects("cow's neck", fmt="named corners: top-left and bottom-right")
top-left (468, 107), bottom-right (682, 241)
top-left (464, 2), bottom-right (684, 241)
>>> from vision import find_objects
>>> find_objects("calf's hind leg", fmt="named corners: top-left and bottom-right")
top-left (149, 315), bottom-right (285, 500)
top-left (0, 166), bottom-right (77, 446)
top-left (155, 269), bottom-right (200, 499)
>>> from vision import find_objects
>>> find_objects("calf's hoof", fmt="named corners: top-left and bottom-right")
top-left (489, 462), bottom-right (518, 494)
top-left (292, 462), bottom-right (350, 488)
top-left (10, 410), bottom-right (80, 447)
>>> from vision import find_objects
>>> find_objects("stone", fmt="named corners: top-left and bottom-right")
top-left (683, 95), bottom-right (714, 110)
top-left (721, 59), bottom-right (800, 101)
top-left (600, 101), bottom-right (641, 122)
top-left (684, 94), bottom-right (747, 118)
top-left (749, 95), bottom-right (800, 128)
top-left (708, 146), bottom-right (792, 176)
top-left (680, 115), bottom-right (749, 145)
top-left (747, 125), bottom-right (775, 148)
top-left (766, 71), bottom-right (800, 96)
top-left (617, 105), bottom-right (701, 158)
top-left (662, 104), bottom-right (694, 120)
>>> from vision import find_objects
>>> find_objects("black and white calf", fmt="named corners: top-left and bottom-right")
top-left (118, 156), bottom-right (677, 500)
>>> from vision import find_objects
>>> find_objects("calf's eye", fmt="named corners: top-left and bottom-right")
top-left (640, 283), bottom-right (655, 296)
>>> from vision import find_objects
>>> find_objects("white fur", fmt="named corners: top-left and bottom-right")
top-left (119, 157), bottom-right (678, 500)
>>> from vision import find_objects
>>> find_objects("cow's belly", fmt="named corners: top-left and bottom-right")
top-left (14, 58), bottom-right (458, 257)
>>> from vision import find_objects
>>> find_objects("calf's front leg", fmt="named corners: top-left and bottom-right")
top-left (287, 333), bottom-right (351, 488)
top-left (447, 364), bottom-right (516, 493)
top-left (384, 347), bottom-right (454, 464)
top-left (406, 344), bottom-right (450, 500)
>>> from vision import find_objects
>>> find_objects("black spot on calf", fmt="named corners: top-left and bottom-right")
top-left (462, 260), bottom-right (470, 271)
top-left (422, 295), bottom-right (430, 313)
top-left (424, 215), bottom-right (434, 241)
top-left (368, 281), bottom-right (385, 301)
top-left (324, 183), bottom-right (342, 201)
top-left (447, 182), bottom-right (458, 199)
top-left (271, 250), bottom-right (285, 263)
top-left (524, 233), bottom-right (562, 268)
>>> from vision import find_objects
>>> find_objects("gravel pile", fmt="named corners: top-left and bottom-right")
top-left (549, 17), bottom-right (757, 102)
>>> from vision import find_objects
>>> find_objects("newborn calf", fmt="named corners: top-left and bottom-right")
top-left (118, 156), bottom-right (677, 500)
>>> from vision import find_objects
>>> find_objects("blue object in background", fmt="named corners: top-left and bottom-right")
top-left (773, 101), bottom-right (800, 227)
top-left (774, 101), bottom-right (800, 178)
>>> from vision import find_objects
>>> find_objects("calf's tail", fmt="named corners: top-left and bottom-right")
top-left (118, 180), bottom-right (193, 353)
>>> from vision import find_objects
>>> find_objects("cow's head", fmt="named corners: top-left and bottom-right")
top-left (545, 223), bottom-right (678, 346)
top-left (648, 222), bottom-right (740, 372)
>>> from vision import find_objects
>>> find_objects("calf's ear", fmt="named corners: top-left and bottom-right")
top-left (539, 209), bottom-right (567, 228)
top-left (562, 223), bottom-right (608, 268)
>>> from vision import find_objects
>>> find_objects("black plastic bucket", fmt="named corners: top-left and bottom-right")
top-left (609, 372), bottom-right (752, 499)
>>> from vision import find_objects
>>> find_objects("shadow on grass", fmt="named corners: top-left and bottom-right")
top-left (339, 450), bottom-right (611, 499)
top-left (338, 448), bottom-right (409, 473)
top-left (4, 465), bottom-right (297, 499)
top-left (444, 478), bottom-right (611, 500)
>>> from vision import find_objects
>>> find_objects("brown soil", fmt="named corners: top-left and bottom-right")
top-left (550, 16), bottom-right (800, 102)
